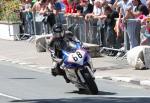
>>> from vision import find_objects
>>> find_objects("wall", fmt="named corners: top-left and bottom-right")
top-left (0, 22), bottom-right (20, 40)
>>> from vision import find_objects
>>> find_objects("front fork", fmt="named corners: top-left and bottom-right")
top-left (75, 65), bottom-right (95, 84)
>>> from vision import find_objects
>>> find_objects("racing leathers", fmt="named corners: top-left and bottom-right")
top-left (49, 31), bottom-right (81, 83)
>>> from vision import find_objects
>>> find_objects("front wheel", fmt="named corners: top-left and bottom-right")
top-left (81, 71), bottom-right (98, 95)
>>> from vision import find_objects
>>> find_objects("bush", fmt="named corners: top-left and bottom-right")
top-left (0, 0), bottom-right (21, 22)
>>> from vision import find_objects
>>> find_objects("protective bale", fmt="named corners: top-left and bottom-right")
top-left (127, 46), bottom-right (150, 70)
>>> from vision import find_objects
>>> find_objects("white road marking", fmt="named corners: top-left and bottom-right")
top-left (0, 93), bottom-right (22, 100)
top-left (100, 95), bottom-right (150, 98)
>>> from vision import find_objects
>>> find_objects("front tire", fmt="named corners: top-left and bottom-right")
top-left (81, 71), bottom-right (98, 95)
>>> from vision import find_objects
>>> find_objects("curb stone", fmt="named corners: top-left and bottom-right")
top-left (111, 77), bottom-right (133, 82)
top-left (130, 79), bottom-right (141, 85)
top-left (140, 80), bottom-right (150, 86)
top-left (95, 76), bottom-right (150, 87)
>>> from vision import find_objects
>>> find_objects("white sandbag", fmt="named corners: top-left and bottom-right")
top-left (127, 46), bottom-right (145, 69)
top-left (143, 47), bottom-right (150, 69)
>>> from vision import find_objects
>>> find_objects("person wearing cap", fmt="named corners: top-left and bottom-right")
top-left (104, 4), bottom-right (119, 48)
top-left (73, 0), bottom-right (93, 17)
top-left (80, 0), bottom-right (93, 16)
top-left (85, 0), bottom-right (104, 20)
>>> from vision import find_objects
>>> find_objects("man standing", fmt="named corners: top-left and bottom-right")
top-left (132, 0), bottom-right (149, 17)
top-left (113, 0), bottom-right (141, 49)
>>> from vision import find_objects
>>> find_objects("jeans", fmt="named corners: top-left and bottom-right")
top-left (126, 20), bottom-right (141, 49)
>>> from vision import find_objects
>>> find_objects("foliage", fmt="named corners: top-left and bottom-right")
top-left (0, 0), bottom-right (21, 22)
top-left (0, 0), bottom-right (2, 20)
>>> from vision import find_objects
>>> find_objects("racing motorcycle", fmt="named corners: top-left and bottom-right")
top-left (60, 41), bottom-right (98, 95)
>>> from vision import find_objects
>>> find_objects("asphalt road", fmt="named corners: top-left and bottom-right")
top-left (0, 61), bottom-right (150, 103)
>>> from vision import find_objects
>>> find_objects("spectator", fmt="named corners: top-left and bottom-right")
top-left (85, 0), bottom-right (104, 20)
top-left (131, 0), bottom-right (149, 17)
top-left (32, 0), bottom-right (48, 15)
top-left (75, 4), bottom-right (83, 16)
top-left (47, 0), bottom-right (56, 29)
top-left (53, 0), bottom-right (62, 15)
top-left (80, 0), bottom-right (94, 16)
top-left (109, 0), bottom-right (115, 5)
top-left (62, 0), bottom-right (79, 14)
top-left (140, 0), bottom-right (147, 6)
top-left (84, 0), bottom-right (106, 44)
top-left (32, 0), bottom-right (49, 35)
top-left (129, 0), bottom-right (149, 48)
top-left (113, 0), bottom-right (133, 19)
top-left (73, 0), bottom-right (93, 17)
top-left (32, 0), bottom-right (38, 6)
top-left (104, 5), bottom-right (119, 48)
top-left (47, 0), bottom-right (65, 32)
top-left (70, 0), bottom-right (93, 42)
top-left (146, 0), bottom-right (150, 14)
top-left (62, 0), bottom-right (71, 13)
top-left (113, 0), bottom-right (141, 49)
top-left (20, 0), bottom-right (33, 36)
top-left (113, 0), bottom-right (131, 38)
top-left (140, 17), bottom-right (150, 45)
top-left (53, 0), bottom-right (64, 23)
top-left (94, 0), bottom-right (109, 46)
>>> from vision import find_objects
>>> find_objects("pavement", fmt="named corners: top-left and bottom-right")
top-left (0, 39), bottom-right (150, 87)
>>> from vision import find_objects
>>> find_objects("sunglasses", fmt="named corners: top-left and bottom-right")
top-left (146, 18), bottom-right (150, 23)
top-left (146, 21), bottom-right (150, 24)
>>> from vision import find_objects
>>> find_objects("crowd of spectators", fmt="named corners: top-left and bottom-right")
top-left (19, 0), bottom-right (150, 51)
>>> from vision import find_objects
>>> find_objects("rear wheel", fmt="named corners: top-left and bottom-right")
top-left (81, 70), bottom-right (98, 95)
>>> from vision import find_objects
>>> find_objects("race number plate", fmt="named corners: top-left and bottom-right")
top-left (68, 49), bottom-right (86, 65)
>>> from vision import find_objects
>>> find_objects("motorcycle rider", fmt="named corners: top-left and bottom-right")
top-left (48, 23), bottom-right (80, 83)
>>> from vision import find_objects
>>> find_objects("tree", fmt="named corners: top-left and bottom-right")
top-left (0, 0), bottom-right (21, 22)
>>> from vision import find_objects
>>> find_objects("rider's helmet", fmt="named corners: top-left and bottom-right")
top-left (52, 23), bottom-right (65, 38)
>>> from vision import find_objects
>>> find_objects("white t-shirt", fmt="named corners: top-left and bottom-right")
top-left (118, 0), bottom-right (133, 16)
top-left (25, 3), bottom-right (31, 10)
top-left (93, 6), bottom-right (104, 16)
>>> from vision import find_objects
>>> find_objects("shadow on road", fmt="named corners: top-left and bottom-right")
top-left (8, 78), bottom-right (36, 79)
top-left (11, 90), bottom-right (150, 103)
top-left (11, 97), bottom-right (150, 103)
top-left (66, 90), bottom-right (116, 95)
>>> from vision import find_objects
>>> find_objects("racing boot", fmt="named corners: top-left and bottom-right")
top-left (51, 63), bottom-right (63, 76)
top-left (51, 68), bottom-right (59, 76)
top-left (58, 68), bottom-right (70, 83)
top-left (51, 68), bottom-right (70, 83)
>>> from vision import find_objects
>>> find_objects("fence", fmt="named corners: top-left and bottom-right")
top-left (65, 15), bottom-right (103, 45)
top-left (19, 11), bottom-right (66, 39)
top-left (20, 12), bottom-right (142, 55)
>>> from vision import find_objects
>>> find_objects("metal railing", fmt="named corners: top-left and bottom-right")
top-left (65, 15), bottom-right (102, 45)
top-left (20, 12), bottom-right (142, 57)
top-left (19, 12), bottom-right (66, 39)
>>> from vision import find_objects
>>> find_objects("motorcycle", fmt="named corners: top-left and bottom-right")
top-left (60, 41), bottom-right (98, 95)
